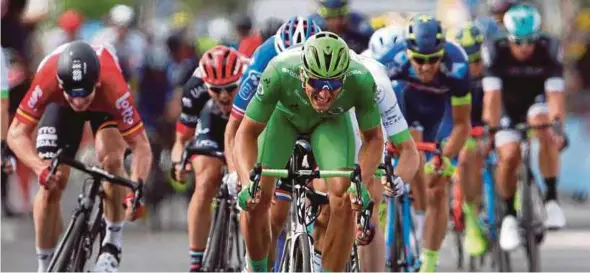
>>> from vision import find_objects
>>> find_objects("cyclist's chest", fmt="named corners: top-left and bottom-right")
top-left (495, 54), bottom-right (553, 78)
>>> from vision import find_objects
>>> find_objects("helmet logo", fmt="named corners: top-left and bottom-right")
top-left (416, 15), bottom-right (434, 23)
top-left (72, 60), bottom-right (83, 82)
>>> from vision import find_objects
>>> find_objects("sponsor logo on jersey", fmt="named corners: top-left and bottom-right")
top-left (449, 63), bottom-right (467, 79)
top-left (281, 67), bottom-right (299, 79)
top-left (182, 97), bottom-right (192, 108)
top-left (190, 85), bottom-right (207, 98)
top-left (115, 91), bottom-right (135, 125)
top-left (374, 85), bottom-right (385, 104)
top-left (196, 139), bottom-right (219, 149)
top-left (196, 122), bottom-right (210, 135)
top-left (238, 70), bottom-right (261, 101)
top-left (256, 83), bottom-right (265, 97)
top-left (180, 113), bottom-right (199, 124)
top-left (27, 86), bottom-right (43, 110)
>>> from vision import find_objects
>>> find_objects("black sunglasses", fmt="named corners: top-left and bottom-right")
top-left (206, 83), bottom-right (238, 93)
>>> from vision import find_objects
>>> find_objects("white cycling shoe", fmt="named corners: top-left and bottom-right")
top-left (544, 200), bottom-right (566, 230)
top-left (499, 215), bottom-right (521, 252)
top-left (92, 244), bottom-right (120, 273)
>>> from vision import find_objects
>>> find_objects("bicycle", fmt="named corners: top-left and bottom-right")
top-left (248, 141), bottom-right (384, 272)
top-left (449, 127), bottom-right (509, 271)
top-left (488, 120), bottom-right (566, 272)
top-left (179, 140), bottom-right (246, 271)
top-left (383, 140), bottom-right (455, 272)
top-left (46, 149), bottom-right (144, 272)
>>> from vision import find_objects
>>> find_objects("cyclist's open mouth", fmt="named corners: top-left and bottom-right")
top-left (312, 91), bottom-right (332, 108)
top-left (219, 99), bottom-right (231, 105)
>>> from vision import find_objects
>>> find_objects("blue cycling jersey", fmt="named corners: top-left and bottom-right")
top-left (231, 36), bottom-right (278, 119)
top-left (308, 11), bottom-right (373, 54)
top-left (376, 40), bottom-right (471, 99)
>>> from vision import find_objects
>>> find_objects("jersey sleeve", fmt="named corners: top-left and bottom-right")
top-left (14, 55), bottom-right (59, 125)
top-left (372, 70), bottom-right (410, 144)
top-left (481, 41), bottom-right (503, 92)
top-left (445, 42), bottom-right (472, 106)
top-left (1, 49), bottom-right (8, 99)
top-left (354, 75), bottom-right (382, 132)
top-left (545, 38), bottom-right (564, 92)
top-left (99, 48), bottom-right (145, 141)
top-left (244, 62), bottom-right (281, 123)
top-left (176, 76), bottom-right (210, 135)
top-left (232, 39), bottom-right (275, 120)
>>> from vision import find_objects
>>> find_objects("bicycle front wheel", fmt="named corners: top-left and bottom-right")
top-left (48, 213), bottom-right (86, 272)
top-left (291, 234), bottom-right (312, 272)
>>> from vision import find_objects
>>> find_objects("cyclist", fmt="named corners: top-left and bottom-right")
top-left (481, 4), bottom-right (566, 251)
top-left (233, 31), bottom-right (416, 272)
top-left (170, 45), bottom-right (248, 272)
top-left (225, 16), bottom-right (321, 270)
top-left (376, 15), bottom-right (472, 272)
top-left (451, 22), bottom-right (489, 256)
top-left (361, 24), bottom-right (405, 59)
top-left (6, 41), bottom-right (152, 272)
top-left (309, 0), bottom-right (374, 53)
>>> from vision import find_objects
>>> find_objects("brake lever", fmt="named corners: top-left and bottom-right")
top-left (357, 200), bottom-right (374, 240)
top-left (130, 179), bottom-right (144, 219)
top-left (248, 163), bottom-right (262, 197)
top-left (350, 164), bottom-right (363, 206)
top-left (49, 148), bottom-right (64, 176)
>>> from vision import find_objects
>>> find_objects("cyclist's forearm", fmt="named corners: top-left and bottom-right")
top-left (7, 120), bottom-right (45, 174)
top-left (127, 131), bottom-right (153, 182)
top-left (224, 116), bottom-right (241, 172)
top-left (546, 92), bottom-right (565, 124)
top-left (483, 91), bottom-right (501, 127)
top-left (234, 125), bottom-right (260, 184)
top-left (393, 140), bottom-right (419, 183)
top-left (1, 99), bottom-right (8, 140)
top-left (443, 122), bottom-right (470, 158)
top-left (171, 132), bottom-right (192, 163)
top-left (359, 129), bottom-right (384, 183)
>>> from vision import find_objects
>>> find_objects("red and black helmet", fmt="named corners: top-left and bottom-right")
top-left (199, 45), bottom-right (247, 86)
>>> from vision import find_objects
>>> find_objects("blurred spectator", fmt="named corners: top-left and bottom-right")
top-left (207, 17), bottom-right (236, 48)
top-left (308, 0), bottom-right (374, 53)
top-left (166, 28), bottom-right (199, 89)
top-left (92, 4), bottom-right (147, 81)
top-left (234, 14), bottom-right (263, 57)
top-left (259, 17), bottom-right (285, 41)
top-left (43, 9), bottom-right (84, 55)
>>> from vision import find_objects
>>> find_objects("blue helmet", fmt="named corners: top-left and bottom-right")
top-left (405, 15), bottom-right (446, 54)
top-left (319, 0), bottom-right (348, 9)
top-left (317, 0), bottom-right (349, 17)
top-left (274, 16), bottom-right (321, 53)
top-left (503, 4), bottom-right (541, 39)
top-left (455, 22), bottom-right (484, 56)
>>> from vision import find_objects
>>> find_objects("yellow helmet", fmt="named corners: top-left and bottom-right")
top-left (575, 9), bottom-right (590, 31)
top-left (171, 11), bottom-right (191, 29)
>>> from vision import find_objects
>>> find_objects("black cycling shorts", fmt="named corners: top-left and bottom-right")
top-left (36, 103), bottom-right (117, 160)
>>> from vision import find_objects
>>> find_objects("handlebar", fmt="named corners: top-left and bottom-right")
top-left (49, 149), bottom-right (144, 218)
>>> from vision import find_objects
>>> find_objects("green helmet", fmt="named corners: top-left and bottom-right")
top-left (301, 31), bottom-right (350, 79)
top-left (503, 4), bottom-right (541, 39)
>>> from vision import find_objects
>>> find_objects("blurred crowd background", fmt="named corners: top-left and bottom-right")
top-left (1, 0), bottom-right (588, 227)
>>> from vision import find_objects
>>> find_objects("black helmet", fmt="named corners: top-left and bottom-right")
top-left (259, 17), bottom-right (285, 40)
top-left (57, 41), bottom-right (100, 97)
top-left (234, 14), bottom-right (253, 32)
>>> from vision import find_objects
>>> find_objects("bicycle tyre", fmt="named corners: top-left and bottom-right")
top-left (292, 234), bottom-right (312, 272)
top-left (388, 203), bottom-right (404, 272)
top-left (204, 198), bottom-right (228, 271)
top-left (49, 213), bottom-right (86, 272)
top-left (345, 244), bottom-right (360, 272)
top-left (520, 166), bottom-right (541, 272)
top-left (71, 197), bottom-right (105, 271)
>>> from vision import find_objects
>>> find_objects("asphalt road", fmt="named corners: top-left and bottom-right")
top-left (2, 174), bottom-right (589, 272)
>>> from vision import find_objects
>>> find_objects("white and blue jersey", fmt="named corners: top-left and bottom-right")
top-left (231, 36), bottom-right (278, 119)
top-left (376, 41), bottom-right (471, 141)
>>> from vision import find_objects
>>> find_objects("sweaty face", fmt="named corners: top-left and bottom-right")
top-left (207, 83), bottom-right (238, 114)
top-left (64, 89), bottom-right (96, 112)
top-left (300, 69), bottom-right (343, 112)
top-left (509, 41), bottom-right (536, 61)
top-left (324, 16), bottom-right (347, 34)
top-left (409, 58), bottom-right (441, 83)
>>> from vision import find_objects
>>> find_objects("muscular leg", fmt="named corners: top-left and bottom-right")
top-left (322, 176), bottom-right (355, 271)
top-left (187, 155), bottom-right (223, 271)
top-left (410, 129), bottom-right (427, 241)
top-left (495, 130), bottom-right (521, 251)
top-left (268, 195), bottom-right (291, 270)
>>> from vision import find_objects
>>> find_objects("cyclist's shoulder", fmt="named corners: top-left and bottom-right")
top-left (183, 71), bottom-right (209, 100)
top-left (267, 47), bottom-right (301, 71)
top-left (535, 33), bottom-right (562, 62)
top-left (443, 41), bottom-right (468, 63)
top-left (376, 41), bottom-right (408, 65)
top-left (250, 36), bottom-right (278, 67)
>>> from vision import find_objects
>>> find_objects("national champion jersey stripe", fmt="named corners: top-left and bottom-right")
top-left (98, 121), bottom-right (118, 131)
top-left (16, 108), bottom-right (40, 124)
top-left (120, 121), bottom-right (144, 137)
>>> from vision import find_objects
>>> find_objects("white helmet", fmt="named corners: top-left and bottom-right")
top-left (368, 25), bottom-right (405, 59)
top-left (110, 5), bottom-right (135, 27)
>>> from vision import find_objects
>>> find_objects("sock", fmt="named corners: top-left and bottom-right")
top-left (102, 219), bottom-right (124, 249)
top-left (415, 210), bottom-right (425, 242)
top-left (505, 196), bottom-right (516, 217)
top-left (312, 249), bottom-right (323, 272)
top-left (462, 202), bottom-right (478, 227)
top-left (544, 177), bottom-right (557, 202)
top-left (248, 255), bottom-right (268, 272)
top-left (189, 247), bottom-right (205, 272)
top-left (419, 248), bottom-right (439, 272)
top-left (36, 247), bottom-right (55, 273)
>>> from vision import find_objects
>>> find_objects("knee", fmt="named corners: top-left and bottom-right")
top-left (426, 182), bottom-right (447, 205)
top-left (192, 175), bottom-right (220, 202)
top-left (37, 186), bottom-right (64, 204)
top-left (98, 152), bottom-right (124, 173)
top-left (499, 149), bottom-right (520, 169)
top-left (328, 194), bottom-right (352, 218)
